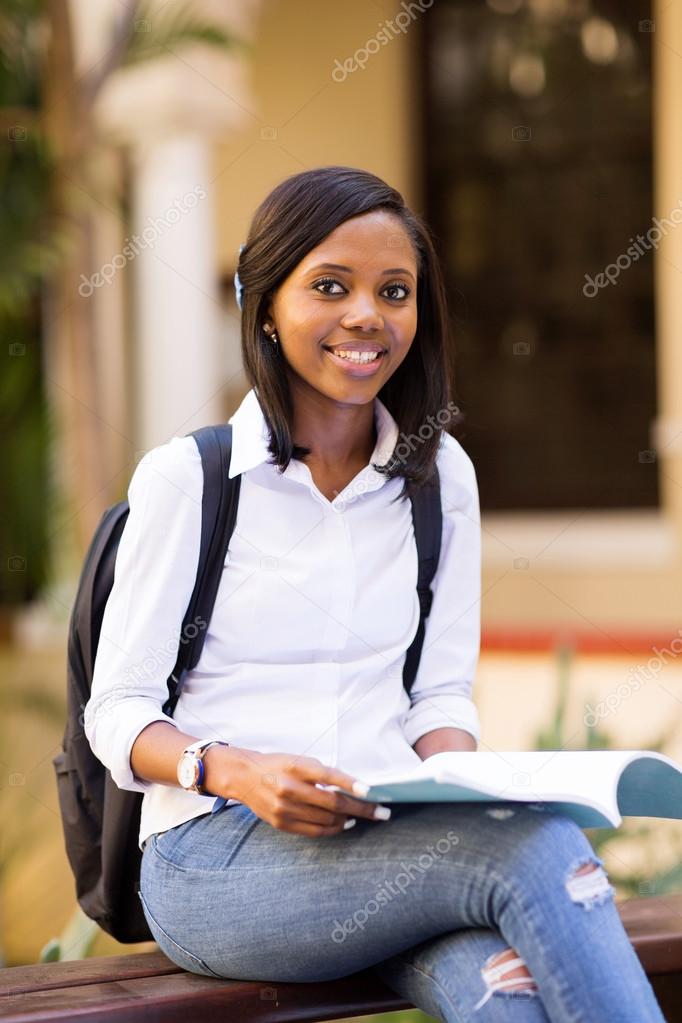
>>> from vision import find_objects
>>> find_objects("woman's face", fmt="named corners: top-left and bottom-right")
top-left (265, 210), bottom-right (418, 405)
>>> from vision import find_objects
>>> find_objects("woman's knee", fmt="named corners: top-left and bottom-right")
top-left (488, 806), bottom-right (614, 908)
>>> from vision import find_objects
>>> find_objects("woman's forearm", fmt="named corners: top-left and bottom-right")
top-left (413, 726), bottom-right (477, 759)
top-left (129, 720), bottom-right (249, 797)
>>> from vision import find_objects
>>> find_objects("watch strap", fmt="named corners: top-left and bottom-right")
top-left (179, 739), bottom-right (229, 795)
top-left (196, 740), bottom-right (229, 795)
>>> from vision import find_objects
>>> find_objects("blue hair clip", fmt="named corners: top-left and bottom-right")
top-left (233, 244), bottom-right (246, 309)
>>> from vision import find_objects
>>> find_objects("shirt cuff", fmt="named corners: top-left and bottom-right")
top-left (403, 693), bottom-right (481, 748)
top-left (84, 703), bottom-right (179, 794)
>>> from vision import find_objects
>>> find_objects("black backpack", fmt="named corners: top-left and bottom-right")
top-left (53, 423), bottom-right (443, 943)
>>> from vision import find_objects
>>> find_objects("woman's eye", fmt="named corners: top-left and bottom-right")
top-left (312, 277), bottom-right (411, 300)
top-left (313, 277), bottom-right (345, 295)
top-left (383, 282), bottom-right (410, 301)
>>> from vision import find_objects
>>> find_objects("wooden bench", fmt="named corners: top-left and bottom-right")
top-left (1, 894), bottom-right (681, 1022)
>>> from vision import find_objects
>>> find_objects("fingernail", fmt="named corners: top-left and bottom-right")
top-left (352, 781), bottom-right (370, 797)
top-left (343, 818), bottom-right (357, 830)
top-left (373, 806), bottom-right (392, 821)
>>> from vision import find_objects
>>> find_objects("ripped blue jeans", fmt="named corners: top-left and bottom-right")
top-left (138, 800), bottom-right (666, 1022)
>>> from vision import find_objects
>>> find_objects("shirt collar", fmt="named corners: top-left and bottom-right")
top-left (227, 387), bottom-right (399, 481)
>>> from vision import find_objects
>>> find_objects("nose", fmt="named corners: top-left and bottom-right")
top-left (339, 288), bottom-right (384, 332)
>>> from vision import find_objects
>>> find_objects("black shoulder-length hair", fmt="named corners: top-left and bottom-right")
top-left (236, 165), bottom-right (459, 504)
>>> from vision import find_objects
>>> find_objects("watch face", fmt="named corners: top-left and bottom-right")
top-left (178, 755), bottom-right (197, 789)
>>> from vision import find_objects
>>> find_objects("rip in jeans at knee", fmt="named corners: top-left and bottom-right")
top-left (473, 947), bottom-right (539, 1011)
top-left (565, 857), bottom-right (615, 910)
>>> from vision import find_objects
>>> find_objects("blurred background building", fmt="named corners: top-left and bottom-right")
top-left (2, 0), bottom-right (682, 973)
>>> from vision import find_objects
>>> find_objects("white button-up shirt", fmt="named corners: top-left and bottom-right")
top-left (84, 387), bottom-right (482, 850)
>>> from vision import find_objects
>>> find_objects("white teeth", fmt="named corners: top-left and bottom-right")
top-left (332, 350), bottom-right (381, 363)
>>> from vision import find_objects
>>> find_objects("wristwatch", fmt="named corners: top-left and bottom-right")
top-left (176, 739), bottom-right (229, 795)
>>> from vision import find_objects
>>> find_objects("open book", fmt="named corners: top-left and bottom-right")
top-left (335, 750), bottom-right (682, 829)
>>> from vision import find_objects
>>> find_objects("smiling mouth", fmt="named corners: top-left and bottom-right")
top-left (323, 345), bottom-right (386, 359)
top-left (322, 347), bottom-right (387, 374)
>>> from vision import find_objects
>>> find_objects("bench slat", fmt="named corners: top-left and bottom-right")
top-left (0, 951), bottom-right (180, 997)
top-left (0, 967), bottom-right (409, 1023)
top-left (618, 894), bottom-right (682, 974)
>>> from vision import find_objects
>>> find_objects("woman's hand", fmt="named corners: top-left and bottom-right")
top-left (204, 746), bottom-right (390, 836)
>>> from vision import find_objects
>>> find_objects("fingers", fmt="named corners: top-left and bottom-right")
top-left (323, 789), bottom-right (386, 820)
top-left (317, 762), bottom-right (369, 795)
top-left (288, 758), bottom-right (389, 821)
top-left (294, 780), bottom-right (383, 821)
top-left (253, 756), bottom-right (391, 835)
top-left (282, 800), bottom-right (349, 828)
top-left (292, 756), bottom-right (362, 792)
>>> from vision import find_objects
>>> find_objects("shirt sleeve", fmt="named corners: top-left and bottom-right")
top-left (402, 434), bottom-right (482, 748)
top-left (83, 435), bottom-right (203, 792)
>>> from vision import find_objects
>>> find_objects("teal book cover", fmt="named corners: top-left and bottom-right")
top-left (331, 750), bottom-right (682, 829)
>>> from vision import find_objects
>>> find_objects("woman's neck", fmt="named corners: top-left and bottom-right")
top-left (292, 390), bottom-right (377, 470)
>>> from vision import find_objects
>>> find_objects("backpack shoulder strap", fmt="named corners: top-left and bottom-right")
top-left (402, 466), bottom-right (443, 697)
top-left (163, 423), bottom-right (240, 716)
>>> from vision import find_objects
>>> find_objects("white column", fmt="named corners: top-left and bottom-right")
top-left (131, 134), bottom-right (224, 451)
top-left (653, 0), bottom-right (682, 545)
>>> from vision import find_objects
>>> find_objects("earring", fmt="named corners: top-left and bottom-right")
top-left (263, 323), bottom-right (279, 345)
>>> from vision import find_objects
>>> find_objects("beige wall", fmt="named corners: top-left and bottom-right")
top-left (212, 0), bottom-right (421, 269)
top-left (213, 0), bottom-right (682, 634)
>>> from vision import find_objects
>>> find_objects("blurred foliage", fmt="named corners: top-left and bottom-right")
top-left (0, 0), bottom-right (243, 609)
top-left (40, 906), bottom-right (98, 963)
top-left (0, 1), bottom-right (60, 605)
top-left (0, 305), bottom-right (52, 603)
top-left (534, 643), bottom-right (682, 898)
top-left (120, 0), bottom-right (245, 69)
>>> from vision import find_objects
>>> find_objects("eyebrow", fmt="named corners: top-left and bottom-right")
top-left (305, 262), bottom-right (416, 283)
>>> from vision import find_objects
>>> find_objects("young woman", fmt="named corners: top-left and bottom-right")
top-left (84, 166), bottom-right (666, 1022)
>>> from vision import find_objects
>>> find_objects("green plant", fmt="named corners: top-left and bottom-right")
top-left (40, 906), bottom-right (98, 963)
top-left (533, 643), bottom-right (682, 898)
top-left (336, 1013), bottom-right (438, 1023)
